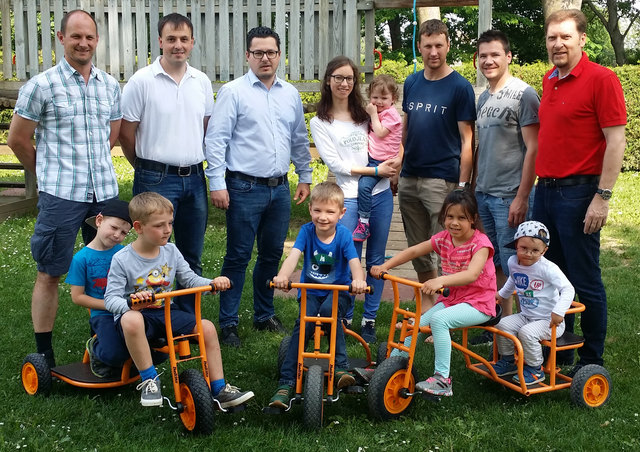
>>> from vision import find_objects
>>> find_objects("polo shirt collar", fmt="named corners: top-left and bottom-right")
top-left (247, 68), bottom-right (282, 89)
top-left (151, 55), bottom-right (196, 80)
top-left (548, 51), bottom-right (589, 80)
top-left (60, 57), bottom-right (101, 82)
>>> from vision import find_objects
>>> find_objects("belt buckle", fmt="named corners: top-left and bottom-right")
top-left (267, 177), bottom-right (279, 187)
top-left (178, 166), bottom-right (192, 177)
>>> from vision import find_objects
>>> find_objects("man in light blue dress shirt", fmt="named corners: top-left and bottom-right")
top-left (205, 26), bottom-right (312, 347)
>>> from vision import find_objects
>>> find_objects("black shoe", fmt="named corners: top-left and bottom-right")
top-left (468, 330), bottom-right (493, 346)
top-left (41, 349), bottom-right (56, 368)
top-left (254, 316), bottom-right (287, 333)
top-left (566, 364), bottom-right (585, 379)
top-left (221, 326), bottom-right (241, 347)
top-left (360, 321), bottom-right (376, 344)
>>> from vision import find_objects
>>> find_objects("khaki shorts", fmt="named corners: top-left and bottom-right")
top-left (398, 176), bottom-right (457, 273)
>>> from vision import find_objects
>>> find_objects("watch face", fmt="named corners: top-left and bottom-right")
top-left (598, 189), bottom-right (612, 200)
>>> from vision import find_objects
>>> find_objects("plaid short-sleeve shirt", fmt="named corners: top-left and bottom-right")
top-left (14, 58), bottom-right (122, 202)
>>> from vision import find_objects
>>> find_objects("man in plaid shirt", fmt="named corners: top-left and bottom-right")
top-left (8, 10), bottom-right (122, 368)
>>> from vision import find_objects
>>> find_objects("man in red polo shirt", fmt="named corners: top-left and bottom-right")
top-left (533, 9), bottom-right (626, 374)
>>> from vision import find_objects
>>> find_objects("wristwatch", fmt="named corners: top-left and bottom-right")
top-left (596, 188), bottom-right (613, 200)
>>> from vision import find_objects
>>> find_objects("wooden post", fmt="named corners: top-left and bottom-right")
top-left (476, 0), bottom-right (492, 89)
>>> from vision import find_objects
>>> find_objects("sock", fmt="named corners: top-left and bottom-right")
top-left (211, 378), bottom-right (226, 396)
top-left (361, 317), bottom-right (375, 327)
top-left (35, 331), bottom-right (53, 354)
top-left (139, 365), bottom-right (158, 382)
top-left (361, 218), bottom-right (369, 224)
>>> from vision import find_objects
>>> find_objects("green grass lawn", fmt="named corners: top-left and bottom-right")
top-left (0, 158), bottom-right (639, 451)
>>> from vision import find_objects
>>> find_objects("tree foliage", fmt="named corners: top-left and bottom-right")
top-left (583, 0), bottom-right (640, 65)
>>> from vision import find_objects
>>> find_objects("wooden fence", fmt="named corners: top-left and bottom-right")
top-left (1, 0), bottom-right (376, 83)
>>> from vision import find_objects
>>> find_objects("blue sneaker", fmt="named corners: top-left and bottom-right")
top-left (491, 358), bottom-right (517, 377)
top-left (513, 365), bottom-right (544, 386)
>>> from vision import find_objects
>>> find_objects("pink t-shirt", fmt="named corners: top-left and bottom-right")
top-left (430, 229), bottom-right (497, 317)
top-left (368, 106), bottom-right (402, 161)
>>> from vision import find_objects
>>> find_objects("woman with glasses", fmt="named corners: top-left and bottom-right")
top-left (309, 56), bottom-right (399, 343)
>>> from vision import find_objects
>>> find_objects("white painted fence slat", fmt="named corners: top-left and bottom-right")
top-left (135, 0), bottom-right (148, 67)
top-left (204, 0), bottom-right (216, 79)
top-left (122, 0), bottom-right (134, 80)
top-left (149, 0), bottom-right (160, 61)
top-left (303, 0), bottom-right (314, 80)
top-left (218, 0), bottom-right (230, 81)
top-left (232, 0), bottom-right (244, 80)
top-left (40, 0), bottom-right (52, 70)
top-left (4, 0), bottom-right (375, 85)
top-left (275, 0), bottom-right (286, 80)
top-left (1, 0), bottom-right (13, 78)
top-left (288, 0), bottom-right (300, 81)
top-left (26, 0), bottom-right (38, 76)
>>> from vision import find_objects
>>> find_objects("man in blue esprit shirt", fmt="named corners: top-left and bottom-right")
top-left (205, 26), bottom-right (312, 347)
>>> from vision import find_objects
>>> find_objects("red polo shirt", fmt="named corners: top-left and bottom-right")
top-left (536, 52), bottom-right (626, 178)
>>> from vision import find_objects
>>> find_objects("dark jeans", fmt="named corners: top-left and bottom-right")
top-left (219, 176), bottom-right (291, 328)
top-left (133, 165), bottom-right (208, 314)
top-left (279, 292), bottom-right (351, 386)
top-left (356, 156), bottom-right (385, 219)
top-left (533, 182), bottom-right (606, 366)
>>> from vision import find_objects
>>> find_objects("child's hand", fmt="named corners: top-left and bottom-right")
top-left (369, 265), bottom-right (387, 279)
top-left (350, 279), bottom-right (367, 294)
top-left (365, 102), bottom-right (378, 117)
top-left (272, 274), bottom-right (291, 292)
top-left (131, 290), bottom-right (154, 302)
top-left (421, 278), bottom-right (443, 296)
top-left (549, 312), bottom-right (564, 328)
top-left (211, 276), bottom-right (231, 292)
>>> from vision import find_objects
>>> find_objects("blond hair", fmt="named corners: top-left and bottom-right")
top-left (309, 181), bottom-right (344, 209)
top-left (129, 192), bottom-right (174, 224)
top-left (367, 74), bottom-right (399, 101)
top-left (545, 9), bottom-right (587, 34)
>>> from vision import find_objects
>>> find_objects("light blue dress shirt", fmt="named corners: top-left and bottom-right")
top-left (204, 70), bottom-right (312, 191)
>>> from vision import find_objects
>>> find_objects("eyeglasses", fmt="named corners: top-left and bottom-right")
top-left (330, 74), bottom-right (355, 85)
top-left (248, 50), bottom-right (280, 60)
top-left (516, 246), bottom-right (543, 256)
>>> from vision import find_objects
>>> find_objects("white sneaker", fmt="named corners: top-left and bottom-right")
top-left (137, 377), bottom-right (163, 407)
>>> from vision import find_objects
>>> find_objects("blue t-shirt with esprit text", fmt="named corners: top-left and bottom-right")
top-left (294, 222), bottom-right (359, 296)
top-left (402, 70), bottom-right (476, 182)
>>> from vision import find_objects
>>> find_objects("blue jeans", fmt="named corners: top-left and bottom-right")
top-left (533, 182), bottom-right (605, 366)
top-left (357, 157), bottom-right (385, 219)
top-left (90, 315), bottom-right (130, 367)
top-left (219, 176), bottom-right (291, 328)
top-left (279, 292), bottom-right (351, 386)
top-left (341, 189), bottom-right (393, 320)
top-left (133, 166), bottom-right (209, 314)
top-left (475, 191), bottom-right (534, 275)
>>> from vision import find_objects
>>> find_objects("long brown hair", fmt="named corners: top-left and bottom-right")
top-left (315, 56), bottom-right (368, 124)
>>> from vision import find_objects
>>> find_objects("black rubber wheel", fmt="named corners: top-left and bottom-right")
top-left (367, 355), bottom-right (417, 420)
top-left (570, 364), bottom-right (612, 408)
top-left (303, 365), bottom-right (324, 429)
top-left (377, 341), bottom-right (389, 365)
top-left (179, 369), bottom-right (215, 434)
top-left (21, 353), bottom-right (52, 396)
top-left (277, 335), bottom-right (292, 380)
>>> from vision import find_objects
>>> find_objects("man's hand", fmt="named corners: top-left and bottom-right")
top-left (583, 195), bottom-right (609, 234)
top-left (507, 195), bottom-right (529, 228)
top-left (210, 189), bottom-right (229, 209)
top-left (294, 183), bottom-right (310, 204)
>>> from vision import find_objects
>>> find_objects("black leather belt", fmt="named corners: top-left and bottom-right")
top-left (538, 175), bottom-right (599, 187)
top-left (226, 170), bottom-right (287, 187)
top-left (136, 158), bottom-right (202, 176)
